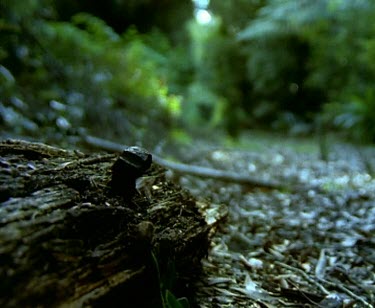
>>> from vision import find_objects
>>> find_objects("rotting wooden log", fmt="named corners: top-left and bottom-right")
top-left (0, 139), bottom-right (215, 307)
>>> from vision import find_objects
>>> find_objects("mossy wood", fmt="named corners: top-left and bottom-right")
top-left (0, 140), bottom-right (211, 307)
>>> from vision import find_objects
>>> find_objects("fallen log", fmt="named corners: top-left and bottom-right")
top-left (0, 139), bottom-right (215, 307)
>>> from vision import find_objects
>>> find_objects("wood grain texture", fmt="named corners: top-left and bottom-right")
top-left (0, 139), bottom-right (211, 307)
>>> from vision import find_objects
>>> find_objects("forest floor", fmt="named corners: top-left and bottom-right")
top-left (2, 130), bottom-right (374, 307)
top-left (163, 132), bottom-right (375, 307)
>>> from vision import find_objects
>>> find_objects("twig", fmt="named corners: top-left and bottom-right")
top-left (275, 261), bottom-right (330, 295)
top-left (275, 261), bottom-right (372, 307)
top-left (319, 278), bottom-right (373, 308)
top-left (51, 154), bottom-right (115, 171)
top-left (82, 135), bottom-right (294, 191)
top-left (153, 154), bottom-right (286, 190)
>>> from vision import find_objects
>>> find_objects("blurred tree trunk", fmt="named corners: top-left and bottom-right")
top-left (0, 139), bottom-right (211, 307)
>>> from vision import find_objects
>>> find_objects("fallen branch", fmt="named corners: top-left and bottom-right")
top-left (82, 135), bottom-right (314, 192)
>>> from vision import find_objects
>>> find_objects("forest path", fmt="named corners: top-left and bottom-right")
top-left (169, 133), bottom-right (375, 307)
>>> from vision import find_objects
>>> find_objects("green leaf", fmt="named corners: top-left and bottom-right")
top-left (165, 290), bottom-right (190, 308)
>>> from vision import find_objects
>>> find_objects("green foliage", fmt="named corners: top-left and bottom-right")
top-left (0, 0), bottom-right (50, 22)
top-left (3, 0), bottom-right (375, 143)
top-left (237, 1), bottom-right (329, 122)
top-left (325, 90), bottom-right (375, 142)
top-left (151, 252), bottom-right (190, 308)
top-left (165, 290), bottom-right (190, 308)
top-left (0, 2), bottom-right (183, 145)
top-left (183, 16), bottom-right (246, 135)
top-left (235, 0), bottom-right (375, 140)
top-left (304, 1), bottom-right (375, 141)
top-left (210, 0), bottom-right (265, 31)
top-left (39, 14), bottom-right (181, 117)
top-left (72, 13), bottom-right (119, 41)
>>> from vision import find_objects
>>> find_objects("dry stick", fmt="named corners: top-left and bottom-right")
top-left (275, 261), bottom-right (372, 307)
top-left (319, 278), bottom-right (373, 308)
top-left (275, 261), bottom-right (330, 296)
top-left (82, 135), bottom-right (315, 192)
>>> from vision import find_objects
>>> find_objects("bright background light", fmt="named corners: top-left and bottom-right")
top-left (195, 9), bottom-right (212, 24)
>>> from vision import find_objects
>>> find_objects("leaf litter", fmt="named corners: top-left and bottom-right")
top-left (169, 140), bottom-right (375, 307)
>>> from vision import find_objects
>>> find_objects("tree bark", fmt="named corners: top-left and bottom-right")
top-left (0, 139), bottom-right (213, 307)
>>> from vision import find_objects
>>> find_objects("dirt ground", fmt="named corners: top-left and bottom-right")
top-left (167, 134), bottom-right (375, 307)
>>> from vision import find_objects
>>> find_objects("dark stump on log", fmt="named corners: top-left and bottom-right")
top-left (0, 140), bottom-right (213, 307)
